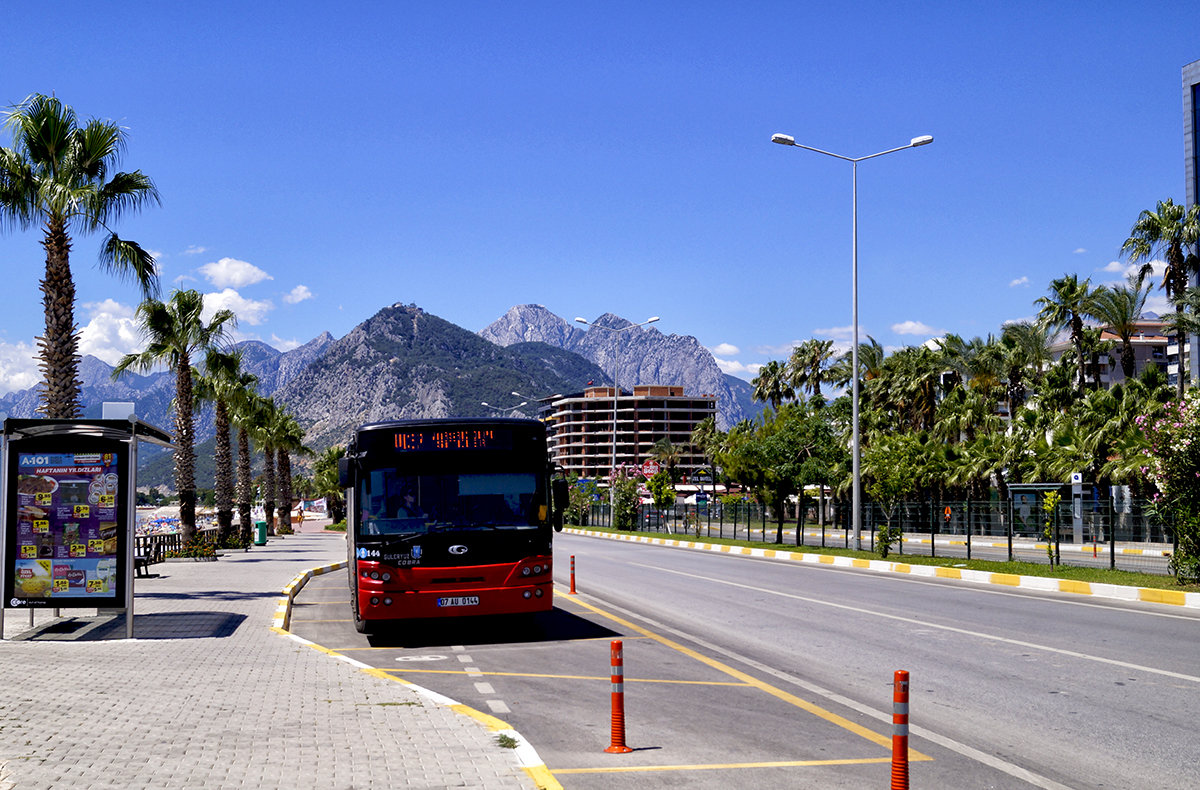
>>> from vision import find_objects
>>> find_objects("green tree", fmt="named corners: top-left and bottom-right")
top-left (611, 476), bottom-right (640, 531)
top-left (645, 470), bottom-right (676, 512)
top-left (1035, 274), bottom-right (1096, 397)
top-left (114, 290), bottom-right (235, 542)
top-left (862, 434), bottom-right (923, 557)
top-left (789, 339), bottom-right (835, 402)
top-left (1, 94), bottom-right (160, 417)
top-left (313, 445), bottom-right (347, 525)
top-left (649, 437), bottom-right (685, 482)
top-left (750, 359), bottom-right (794, 410)
top-left (564, 475), bottom-right (598, 526)
top-left (1139, 391), bottom-right (1200, 581)
top-left (273, 410), bottom-right (309, 534)
top-left (1121, 198), bottom-right (1200, 398)
top-left (226, 369), bottom-right (261, 543)
top-left (194, 349), bottom-right (245, 545)
top-left (1088, 277), bottom-right (1150, 381)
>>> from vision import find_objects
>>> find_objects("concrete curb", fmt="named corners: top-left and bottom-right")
top-left (274, 562), bottom-right (562, 790)
top-left (565, 528), bottom-right (1200, 609)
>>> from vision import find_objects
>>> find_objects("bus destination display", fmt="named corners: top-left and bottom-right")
top-left (393, 428), bottom-right (512, 453)
top-left (11, 451), bottom-right (121, 602)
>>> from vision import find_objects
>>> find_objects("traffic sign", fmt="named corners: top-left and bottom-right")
top-left (642, 459), bottom-right (660, 478)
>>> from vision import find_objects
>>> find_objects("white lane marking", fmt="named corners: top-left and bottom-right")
top-left (634, 562), bottom-right (1200, 685)
top-left (766, 555), bottom-right (1200, 622)
top-left (395, 654), bottom-right (448, 662)
top-left (591, 593), bottom-right (1078, 790)
top-left (487, 700), bottom-right (511, 714)
top-left (457, 653), bottom-right (473, 663)
top-left (475, 682), bottom-right (496, 695)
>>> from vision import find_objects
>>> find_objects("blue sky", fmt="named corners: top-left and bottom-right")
top-left (1, 2), bottom-right (1198, 396)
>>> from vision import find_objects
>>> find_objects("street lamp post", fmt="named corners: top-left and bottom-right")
top-left (574, 316), bottom-right (661, 521)
top-left (771, 132), bottom-right (932, 551)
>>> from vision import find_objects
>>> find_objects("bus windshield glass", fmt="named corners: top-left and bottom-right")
top-left (358, 469), bottom-right (542, 536)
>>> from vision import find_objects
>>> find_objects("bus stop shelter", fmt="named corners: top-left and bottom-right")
top-left (1, 417), bottom-right (174, 640)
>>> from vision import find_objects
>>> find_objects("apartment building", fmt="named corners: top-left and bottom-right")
top-left (540, 385), bottom-right (716, 481)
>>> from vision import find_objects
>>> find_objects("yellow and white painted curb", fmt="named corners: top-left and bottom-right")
top-left (270, 562), bottom-right (562, 790)
top-left (565, 528), bottom-right (1200, 609)
top-left (273, 560), bottom-right (349, 631)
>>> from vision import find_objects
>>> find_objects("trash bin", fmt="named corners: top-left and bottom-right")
top-left (254, 521), bottom-right (268, 546)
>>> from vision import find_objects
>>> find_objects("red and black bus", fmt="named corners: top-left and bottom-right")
top-left (339, 418), bottom-right (566, 633)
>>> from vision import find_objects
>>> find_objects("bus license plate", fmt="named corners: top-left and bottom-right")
top-left (437, 596), bottom-right (479, 607)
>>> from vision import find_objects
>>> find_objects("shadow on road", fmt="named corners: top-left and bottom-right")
top-left (365, 606), bottom-right (620, 649)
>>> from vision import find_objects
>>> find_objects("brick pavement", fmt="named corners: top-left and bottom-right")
top-left (0, 530), bottom-right (541, 789)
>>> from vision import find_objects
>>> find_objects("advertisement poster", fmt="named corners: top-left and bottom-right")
top-left (10, 451), bottom-right (121, 604)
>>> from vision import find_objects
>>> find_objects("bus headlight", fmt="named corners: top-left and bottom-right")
top-left (522, 591), bottom-right (532, 599)
top-left (382, 573), bottom-right (391, 582)
top-left (369, 596), bottom-right (380, 605)
top-left (521, 566), bottom-right (531, 576)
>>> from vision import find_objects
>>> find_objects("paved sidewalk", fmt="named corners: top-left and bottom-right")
top-left (0, 530), bottom-right (538, 789)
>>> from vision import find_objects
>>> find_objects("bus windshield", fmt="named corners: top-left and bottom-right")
top-left (358, 469), bottom-right (542, 536)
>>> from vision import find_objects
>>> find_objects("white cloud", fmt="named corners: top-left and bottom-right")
top-left (78, 299), bottom-right (143, 365)
top-left (813, 325), bottom-right (855, 342)
top-left (182, 245), bottom-right (207, 256)
top-left (0, 339), bottom-right (40, 396)
top-left (709, 342), bottom-right (740, 357)
top-left (753, 340), bottom-right (803, 357)
top-left (713, 356), bottom-right (761, 379)
top-left (1009, 276), bottom-right (1029, 287)
top-left (892, 320), bottom-right (945, 336)
top-left (1073, 248), bottom-right (1087, 254)
top-left (199, 257), bottom-right (273, 289)
top-left (269, 334), bottom-right (302, 351)
top-left (203, 288), bottom-right (273, 325)
top-left (283, 284), bottom-right (313, 305)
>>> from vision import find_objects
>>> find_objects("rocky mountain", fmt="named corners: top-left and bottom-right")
top-left (0, 332), bottom-right (336, 439)
top-left (480, 304), bottom-right (759, 429)
top-left (236, 332), bottom-right (335, 394)
top-left (274, 303), bottom-right (607, 448)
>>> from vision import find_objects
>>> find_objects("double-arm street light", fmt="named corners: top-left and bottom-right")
top-left (771, 131), bottom-right (932, 551)
top-left (481, 391), bottom-right (528, 415)
top-left (573, 316), bottom-right (660, 515)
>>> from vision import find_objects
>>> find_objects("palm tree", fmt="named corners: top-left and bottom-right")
top-left (1, 94), bottom-right (160, 417)
top-left (313, 445), bottom-right (347, 524)
top-left (249, 396), bottom-right (280, 535)
top-left (1086, 277), bottom-right (1149, 381)
top-left (789, 339), bottom-right (835, 402)
top-left (194, 350), bottom-right (248, 545)
top-left (113, 290), bottom-right (236, 542)
top-left (751, 359), bottom-right (794, 411)
top-left (274, 411), bottom-right (309, 533)
top-left (226, 370), bottom-right (261, 544)
top-left (829, 336), bottom-right (886, 390)
top-left (650, 437), bottom-right (685, 483)
top-left (1035, 274), bottom-right (1096, 396)
top-left (999, 321), bottom-right (1052, 414)
top-left (1121, 198), bottom-right (1200, 398)
top-left (688, 416), bottom-right (722, 503)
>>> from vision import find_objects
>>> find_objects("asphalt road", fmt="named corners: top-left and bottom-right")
top-left (289, 531), bottom-right (1200, 789)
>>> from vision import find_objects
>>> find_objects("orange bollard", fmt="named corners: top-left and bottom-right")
top-left (891, 669), bottom-right (910, 790)
top-left (605, 639), bottom-right (633, 753)
top-left (570, 554), bottom-right (577, 595)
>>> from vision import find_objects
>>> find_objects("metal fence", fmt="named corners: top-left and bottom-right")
top-left (580, 498), bottom-right (1176, 576)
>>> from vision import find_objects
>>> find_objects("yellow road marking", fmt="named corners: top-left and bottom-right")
top-left (555, 757), bottom-right (898, 774)
top-left (379, 667), bottom-right (750, 685)
top-left (563, 590), bottom-right (931, 759)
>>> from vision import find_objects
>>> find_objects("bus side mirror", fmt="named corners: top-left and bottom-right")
top-left (552, 478), bottom-right (569, 532)
top-left (338, 457), bottom-right (352, 488)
